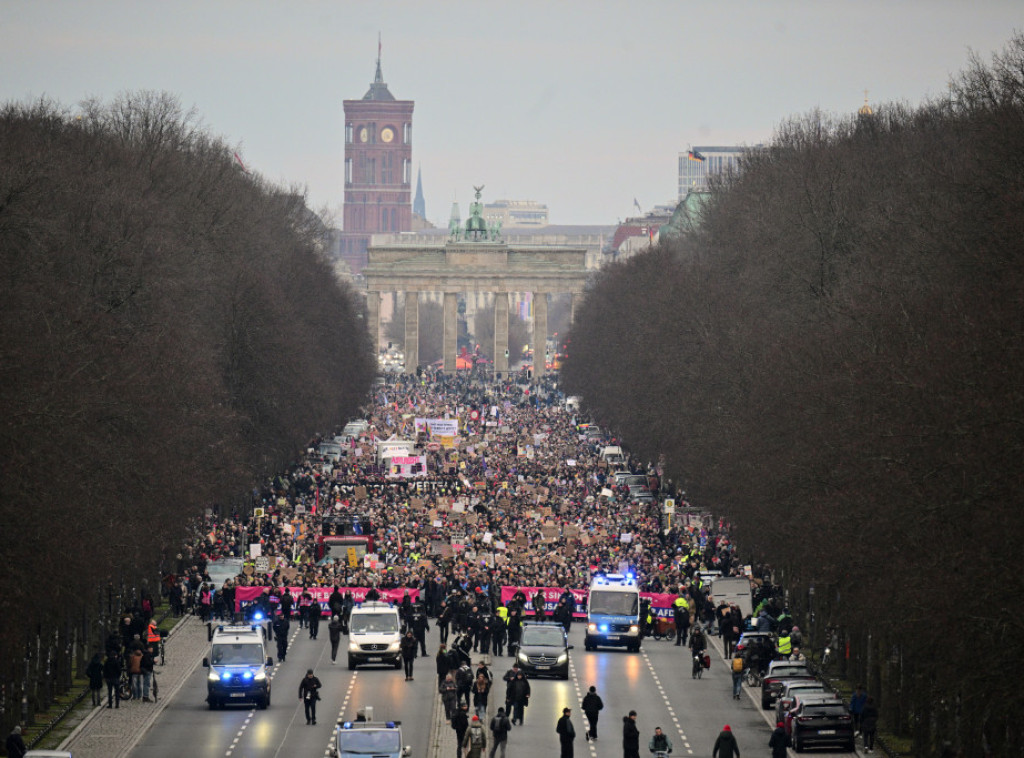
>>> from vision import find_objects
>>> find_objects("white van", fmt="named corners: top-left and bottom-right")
top-left (203, 624), bottom-right (273, 710)
top-left (347, 601), bottom-right (402, 670)
top-left (600, 445), bottom-right (625, 465)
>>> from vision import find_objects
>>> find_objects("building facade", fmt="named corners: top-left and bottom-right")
top-left (483, 199), bottom-right (549, 229)
top-left (337, 54), bottom-right (414, 274)
top-left (678, 145), bottom-right (755, 197)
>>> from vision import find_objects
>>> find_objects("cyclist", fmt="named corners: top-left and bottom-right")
top-left (648, 726), bottom-right (673, 755)
top-left (689, 626), bottom-right (707, 678)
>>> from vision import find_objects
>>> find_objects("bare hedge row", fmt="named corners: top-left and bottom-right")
top-left (563, 36), bottom-right (1024, 757)
top-left (0, 92), bottom-right (374, 720)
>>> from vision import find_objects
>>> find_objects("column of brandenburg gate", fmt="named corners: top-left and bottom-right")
top-left (361, 187), bottom-right (589, 380)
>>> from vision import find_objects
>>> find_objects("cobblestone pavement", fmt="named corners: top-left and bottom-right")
top-left (61, 615), bottom-right (210, 758)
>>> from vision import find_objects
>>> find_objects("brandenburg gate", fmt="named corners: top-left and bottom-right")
top-left (362, 187), bottom-right (589, 380)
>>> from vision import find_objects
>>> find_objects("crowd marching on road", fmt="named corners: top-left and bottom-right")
top-left (39, 368), bottom-right (881, 758)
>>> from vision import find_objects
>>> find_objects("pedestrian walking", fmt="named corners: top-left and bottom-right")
top-left (850, 684), bottom-right (867, 734)
top-left (622, 710), bottom-right (640, 758)
top-left (731, 654), bottom-right (744, 699)
top-left (488, 707), bottom-right (512, 758)
top-left (463, 715), bottom-right (487, 758)
top-left (86, 652), bottom-right (104, 706)
top-left (5, 726), bottom-right (26, 758)
top-left (401, 630), bottom-right (418, 680)
top-left (329, 615), bottom-right (344, 663)
top-left (436, 644), bottom-right (451, 689)
top-left (127, 645), bottom-right (143, 700)
top-left (507, 670), bottom-right (530, 726)
top-left (582, 685), bottom-right (604, 741)
top-left (308, 603), bottom-right (321, 639)
top-left (712, 724), bottom-right (740, 758)
top-left (103, 652), bottom-right (122, 708)
top-left (298, 668), bottom-right (322, 725)
top-left (273, 616), bottom-right (289, 662)
top-left (557, 707), bottom-right (577, 758)
top-left (472, 672), bottom-right (491, 721)
top-left (441, 673), bottom-right (459, 720)
top-left (769, 721), bottom-right (789, 758)
top-left (861, 697), bottom-right (879, 753)
top-left (452, 703), bottom-right (470, 758)
top-left (140, 647), bottom-right (155, 701)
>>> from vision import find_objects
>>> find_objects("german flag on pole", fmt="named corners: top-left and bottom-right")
top-left (687, 150), bottom-right (705, 162)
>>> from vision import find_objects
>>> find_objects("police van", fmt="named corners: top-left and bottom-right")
top-left (584, 573), bottom-right (641, 652)
top-left (347, 600), bottom-right (403, 670)
top-left (202, 624), bottom-right (273, 709)
top-left (331, 718), bottom-right (410, 758)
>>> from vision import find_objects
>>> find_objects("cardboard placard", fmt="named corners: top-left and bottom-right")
top-left (354, 485), bottom-right (368, 499)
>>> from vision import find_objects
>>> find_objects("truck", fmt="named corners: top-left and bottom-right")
top-left (584, 573), bottom-right (641, 652)
top-left (316, 513), bottom-right (375, 562)
top-left (709, 576), bottom-right (754, 618)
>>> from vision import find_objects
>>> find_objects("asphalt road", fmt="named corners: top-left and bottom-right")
top-left (127, 621), bottom-right (858, 758)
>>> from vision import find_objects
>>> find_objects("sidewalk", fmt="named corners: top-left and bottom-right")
top-left (60, 616), bottom-right (211, 758)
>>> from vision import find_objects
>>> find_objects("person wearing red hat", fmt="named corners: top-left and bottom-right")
top-left (768, 721), bottom-right (789, 758)
top-left (713, 725), bottom-right (740, 758)
top-left (462, 714), bottom-right (487, 758)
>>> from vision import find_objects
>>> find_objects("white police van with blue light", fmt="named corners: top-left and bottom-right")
top-left (331, 718), bottom-right (410, 758)
top-left (347, 600), bottom-right (403, 670)
top-left (202, 624), bottom-right (273, 710)
top-left (585, 573), bottom-right (641, 652)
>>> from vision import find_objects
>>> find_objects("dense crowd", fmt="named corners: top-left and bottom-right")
top-left (167, 370), bottom-right (754, 622)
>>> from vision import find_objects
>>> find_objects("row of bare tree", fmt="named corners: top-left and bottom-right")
top-left (0, 92), bottom-right (374, 728)
top-left (563, 36), bottom-right (1024, 757)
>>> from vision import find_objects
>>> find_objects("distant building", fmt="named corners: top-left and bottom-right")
top-left (678, 145), bottom-right (759, 197)
top-left (483, 199), bottom-right (549, 229)
top-left (336, 49), bottom-right (415, 274)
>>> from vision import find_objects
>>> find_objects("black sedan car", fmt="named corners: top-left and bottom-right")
top-left (513, 621), bottom-right (571, 679)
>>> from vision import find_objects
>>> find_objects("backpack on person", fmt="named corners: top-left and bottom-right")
top-left (470, 726), bottom-right (485, 747)
top-left (732, 656), bottom-right (744, 673)
top-left (491, 714), bottom-right (511, 740)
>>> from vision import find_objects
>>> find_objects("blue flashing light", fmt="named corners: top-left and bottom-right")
top-left (599, 624), bottom-right (609, 632)
top-left (342, 722), bottom-right (353, 729)
top-left (386, 721), bottom-right (396, 728)
top-left (242, 671), bottom-right (254, 680)
top-left (221, 672), bottom-right (231, 681)
top-left (253, 611), bottom-right (264, 621)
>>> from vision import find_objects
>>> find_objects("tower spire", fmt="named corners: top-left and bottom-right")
top-left (375, 32), bottom-right (383, 83)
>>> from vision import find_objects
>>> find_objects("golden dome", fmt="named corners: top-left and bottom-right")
top-left (858, 89), bottom-right (873, 116)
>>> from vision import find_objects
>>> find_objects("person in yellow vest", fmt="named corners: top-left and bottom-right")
top-left (673, 595), bottom-right (691, 646)
top-left (146, 619), bottom-right (162, 661)
top-left (775, 632), bottom-right (792, 660)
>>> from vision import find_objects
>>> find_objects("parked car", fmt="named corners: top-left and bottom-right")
top-left (775, 680), bottom-right (833, 722)
top-left (761, 661), bottom-right (816, 709)
top-left (789, 700), bottom-right (854, 752)
top-left (734, 630), bottom-right (773, 656)
top-left (783, 692), bottom-right (845, 737)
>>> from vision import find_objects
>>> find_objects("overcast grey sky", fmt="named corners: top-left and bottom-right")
top-left (2, 1), bottom-right (1019, 225)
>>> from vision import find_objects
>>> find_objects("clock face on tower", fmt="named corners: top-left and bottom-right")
top-left (381, 127), bottom-right (394, 143)
top-left (359, 127), bottom-right (368, 143)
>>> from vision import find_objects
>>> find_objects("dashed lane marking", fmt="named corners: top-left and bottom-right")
top-left (641, 648), bottom-right (694, 755)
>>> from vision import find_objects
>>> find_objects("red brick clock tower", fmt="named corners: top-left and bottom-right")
top-left (339, 51), bottom-right (414, 273)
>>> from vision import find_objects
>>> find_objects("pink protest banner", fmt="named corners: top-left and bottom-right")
top-left (235, 586), bottom-right (420, 616)
top-left (500, 586), bottom-right (679, 619)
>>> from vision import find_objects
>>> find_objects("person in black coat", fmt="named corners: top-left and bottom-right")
top-left (622, 711), bottom-right (640, 758)
top-left (582, 686), bottom-right (604, 741)
top-left (452, 704), bottom-right (470, 758)
top-left (102, 653), bottom-right (122, 708)
top-left (768, 722), bottom-right (789, 758)
top-left (298, 669), bottom-right (322, 725)
top-left (86, 652), bottom-right (104, 706)
top-left (557, 707), bottom-right (576, 758)
top-left (5, 726), bottom-right (26, 758)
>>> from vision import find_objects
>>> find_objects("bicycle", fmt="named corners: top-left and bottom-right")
top-left (691, 653), bottom-right (703, 680)
top-left (118, 670), bottom-right (133, 702)
top-left (743, 666), bottom-right (762, 687)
